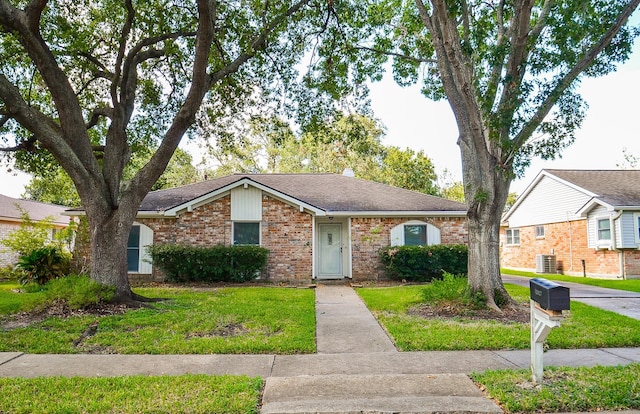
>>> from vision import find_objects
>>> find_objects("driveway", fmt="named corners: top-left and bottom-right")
top-left (502, 274), bottom-right (640, 320)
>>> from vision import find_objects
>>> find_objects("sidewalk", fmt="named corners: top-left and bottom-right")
top-left (1, 283), bottom-right (640, 413)
top-left (2, 347), bottom-right (640, 379)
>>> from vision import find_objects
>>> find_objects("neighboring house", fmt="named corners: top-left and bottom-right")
top-left (0, 194), bottom-right (70, 267)
top-left (72, 173), bottom-right (468, 283)
top-left (501, 169), bottom-right (640, 279)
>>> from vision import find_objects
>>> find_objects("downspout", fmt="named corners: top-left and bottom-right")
top-left (610, 210), bottom-right (624, 279)
top-left (566, 211), bottom-right (573, 272)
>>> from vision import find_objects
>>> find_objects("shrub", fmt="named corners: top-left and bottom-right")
top-left (0, 265), bottom-right (20, 280)
top-left (420, 272), bottom-right (468, 303)
top-left (420, 272), bottom-right (487, 309)
top-left (379, 244), bottom-right (468, 282)
top-left (148, 244), bottom-right (269, 283)
top-left (44, 274), bottom-right (115, 309)
top-left (17, 246), bottom-right (71, 285)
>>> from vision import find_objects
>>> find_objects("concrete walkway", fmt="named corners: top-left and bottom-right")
top-left (2, 282), bottom-right (640, 413)
top-left (315, 284), bottom-right (397, 353)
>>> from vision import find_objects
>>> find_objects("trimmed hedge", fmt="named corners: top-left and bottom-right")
top-left (379, 244), bottom-right (468, 282)
top-left (147, 244), bottom-right (269, 283)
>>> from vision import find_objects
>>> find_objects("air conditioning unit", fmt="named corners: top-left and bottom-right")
top-left (535, 254), bottom-right (556, 274)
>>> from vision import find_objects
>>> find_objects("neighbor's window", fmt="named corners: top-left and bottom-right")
top-left (233, 222), bottom-right (260, 245)
top-left (506, 228), bottom-right (520, 245)
top-left (597, 218), bottom-right (611, 241)
top-left (127, 225), bottom-right (141, 272)
top-left (404, 225), bottom-right (427, 246)
top-left (535, 225), bottom-right (545, 238)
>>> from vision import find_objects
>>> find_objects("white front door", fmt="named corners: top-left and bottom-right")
top-left (318, 223), bottom-right (343, 278)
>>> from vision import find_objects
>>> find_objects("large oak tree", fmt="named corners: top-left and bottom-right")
top-left (346, 0), bottom-right (639, 309)
top-left (0, 0), bottom-right (355, 303)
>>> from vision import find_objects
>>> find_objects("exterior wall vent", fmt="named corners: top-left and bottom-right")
top-left (535, 254), bottom-right (556, 274)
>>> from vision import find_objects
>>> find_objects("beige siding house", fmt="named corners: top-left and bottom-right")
top-left (0, 194), bottom-right (70, 267)
top-left (73, 173), bottom-right (468, 283)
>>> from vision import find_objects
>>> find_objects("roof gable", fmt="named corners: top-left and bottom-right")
top-left (503, 169), bottom-right (640, 224)
top-left (139, 173), bottom-right (467, 216)
top-left (544, 169), bottom-right (640, 208)
top-left (0, 194), bottom-right (69, 225)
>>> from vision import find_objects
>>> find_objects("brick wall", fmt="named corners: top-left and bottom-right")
top-left (74, 195), bottom-right (468, 283)
top-left (500, 220), bottom-right (624, 278)
top-left (261, 195), bottom-right (313, 282)
top-left (138, 194), bottom-right (313, 283)
top-left (350, 216), bottom-right (468, 281)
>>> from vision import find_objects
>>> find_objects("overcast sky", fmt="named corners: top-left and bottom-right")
top-left (2, 14), bottom-right (639, 199)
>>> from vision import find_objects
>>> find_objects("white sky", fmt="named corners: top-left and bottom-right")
top-left (369, 36), bottom-right (640, 195)
top-left (2, 14), bottom-right (639, 199)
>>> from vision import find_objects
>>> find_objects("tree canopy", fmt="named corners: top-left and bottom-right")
top-left (0, 0), bottom-right (367, 302)
top-left (329, 0), bottom-right (640, 309)
top-left (203, 113), bottom-right (440, 194)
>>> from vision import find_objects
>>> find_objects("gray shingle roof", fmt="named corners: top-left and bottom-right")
top-left (139, 173), bottom-right (466, 214)
top-left (0, 194), bottom-right (69, 225)
top-left (545, 169), bottom-right (640, 207)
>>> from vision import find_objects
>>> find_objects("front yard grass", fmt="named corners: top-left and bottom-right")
top-left (472, 364), bottom-right (640, 413)
top-left (357, 283), bottom-right (640, 351)
top-left (0, 375), bottom-right (262, 414)
top-left (0, 284), bottom-right (316, 354)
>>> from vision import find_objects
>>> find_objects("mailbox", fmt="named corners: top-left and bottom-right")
top-left (530, 278), bottom-right (570, 311)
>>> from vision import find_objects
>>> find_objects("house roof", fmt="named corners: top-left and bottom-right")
top-left (0, 194), bottom-right (70, 226)
top-left (543, 169), bottom-right (640, 208)
top-left (137, 173), bottom-right (467, 217)
top-left (503, 169), bottom-right (640, 223)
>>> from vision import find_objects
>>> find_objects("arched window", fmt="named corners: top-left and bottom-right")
top-left (390, 220), bottom-right (441, 246)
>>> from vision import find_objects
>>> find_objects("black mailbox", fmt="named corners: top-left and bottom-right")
top-left (530, 278), bottom-right (570, 311)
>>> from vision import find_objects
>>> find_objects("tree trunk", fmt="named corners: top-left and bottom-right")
top-left (84, 200), bottom-right (139, 304)
top-left (465, 184), bottom-right (513, 311)
top-left (461, 139), bottom-right (514, 311)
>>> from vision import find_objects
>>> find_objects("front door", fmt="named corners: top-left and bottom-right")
top-left (318, 223), bottom-right (343, 278)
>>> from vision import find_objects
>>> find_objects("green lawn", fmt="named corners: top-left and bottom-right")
top-left (0, 284), bottom-right (316, 354)
top-left (357, 283), bottom-right (640, 351)
top-left (502, 268), bottom-right (640, 292)
top-left (0, 281), bottom-right (47, 314)
top-left (472, 364), bottom-right (640, 413)
top-left (0, 375), bottom-right (262, 414)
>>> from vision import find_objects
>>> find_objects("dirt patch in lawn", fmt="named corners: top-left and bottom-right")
top-left (409, 301), bottom-right (531, 324)
top-left (1, 299), bottom-right (129, 330)
top-left (186, 323), bottom-right (249, 339)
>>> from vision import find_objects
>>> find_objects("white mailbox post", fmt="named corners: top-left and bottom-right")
top-left (529, 278), bottom-right (570, 384)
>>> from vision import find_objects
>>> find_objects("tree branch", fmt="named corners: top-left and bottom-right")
top-left (209, 0), bottom-right (312, 84)
top-left (86, 107), bottom-right (113, 130)
top-left (351, 45), bottom-right (437, 64)
top-left (495, 0), bottom-right (535, 141)
top-left (511, 0), bottom-right (640, 150)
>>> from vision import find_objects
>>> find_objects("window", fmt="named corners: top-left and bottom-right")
top-left (127, 225), bottom-right (141, 272)
top-left (404, 225), bottom-right (427, 246)
top-left (127, 223), bottom-right (153, 274)
top-left (597, 218), bottom-right (611, 241)
top-left (390, 221), bottom-right (441, 247)
top-left (506, 228), bottom-right (520, 245)
top-left (535, 225), bottom-right (545, 238)
top-left (233, 222), bottom-right (260, 245)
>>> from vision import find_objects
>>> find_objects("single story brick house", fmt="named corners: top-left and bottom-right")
top-left (500, 169), bottom-right (640, 279)
top-left (74, 173), bottom-right (468, 283)
top-left (0, 194), bottom-right (71, 267)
